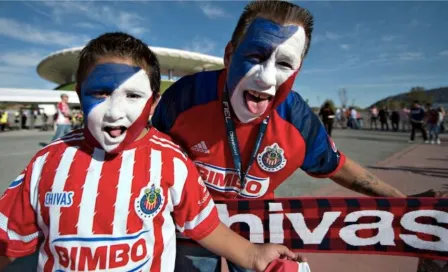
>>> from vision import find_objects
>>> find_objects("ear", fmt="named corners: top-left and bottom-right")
top-left (224, 42), bottom-right (234, 69)
top-left (150, 93), bottom-right (161, 116)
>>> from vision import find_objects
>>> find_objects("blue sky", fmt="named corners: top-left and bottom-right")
top-left (0, 1), bottom-right (447, 108)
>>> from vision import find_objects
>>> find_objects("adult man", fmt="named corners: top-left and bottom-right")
top-left (51, 93), bottom-right (72, 141)
top-left (152, 1), bottom-right (405, 271)
top-left (409, 100), bottom-right (428, 143)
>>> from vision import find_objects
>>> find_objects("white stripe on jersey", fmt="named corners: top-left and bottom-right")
top-left (112, 148), bottom-right (136, 235)
top-left (176, 199), bottom-right (215, 233)
top-left (50, 147), bottom-right (78, 236)
top-left (149, 139), bottom-right (186, 159)
top-left (0, 213), bottom-right (39, 242)
top-left (30, 152), bottom-right (49, 213)
top-left (152, 135), bottom-right (181, 149)
top-left (78, 148), bottom-right (105, 235)
top-left (170, 157), bottom-right (188, 207)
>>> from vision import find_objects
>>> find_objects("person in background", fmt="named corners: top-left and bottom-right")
top-left (427, 105), bottom-right (442, 145)
top-left (0, 110), bottom-right (7, 132)
top-left (51, 93), bottom-right (72, 141)
top-left (319, 102), bottom-right (335, 136)
top-left (378, 107), bottom-right (389, 131)
top-left (399, 106), bottom-right (410, 132)
top-left (349, 107), bottom-right (359, 129)
top-left (409, 100), bottom-right (428, 143)
top-left (439, 106), bottom-right (446, 134)
top-left (391, 108), bottom-right (400, 132)
top-left (370, 105), bottom-right (378, 130)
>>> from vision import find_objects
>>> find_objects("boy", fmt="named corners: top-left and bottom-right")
top-left (0, 32), bottom-right (301, 272)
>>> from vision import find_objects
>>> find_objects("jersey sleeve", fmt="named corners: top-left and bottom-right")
top-left (0, 161), bottom-right (41, 258)
top-left (171, 158), bottom-right (220, 241)
top-left (277, 92), bottom-right (346, 178)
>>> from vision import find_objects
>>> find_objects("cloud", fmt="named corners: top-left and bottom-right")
top-left (74, 22), bottom-right (100, 29)
top-left (199, 3), bottom-right (229, 19)
top-left (325, 32), bottom-right (341, 40)
top-left (340, 44), bottom-right (351, 51)
top-left (312, 31), bottom-right (342, 45)
top-left (37, 1), bottom-right (148, 36)
top-left (184, 37), bottom-right (216, 55)
top-left (398, 52), bottom-right (424, 61)
top-left (0, 51), bottom-right (47, 67)
top-left (381, 35), bottom-right (398, 42)
top-left (408, 19), bottom-right (431, 28)
top-left (439, 50), bottom-right (448, 56)
top-left (0, 17), bottom-right (90, 47)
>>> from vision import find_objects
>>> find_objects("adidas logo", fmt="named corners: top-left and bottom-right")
top-left (191, 141), bottom-right (210, 154)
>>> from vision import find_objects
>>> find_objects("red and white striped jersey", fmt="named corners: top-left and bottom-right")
top-left (0, 128), bottom-right (219, 272)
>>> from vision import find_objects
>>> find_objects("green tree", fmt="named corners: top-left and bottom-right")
top-left (407, 86), bottom-right (433, 105)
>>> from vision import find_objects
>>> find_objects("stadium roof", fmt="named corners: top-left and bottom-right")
top-left (37, 46), bottom-right (224, 85)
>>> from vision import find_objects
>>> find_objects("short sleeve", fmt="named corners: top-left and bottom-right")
top-left (276, 92), bottom-right (346, 178)
top-left (171, 158), bottom-right (219, 241)
top-left (0, 163), bottom-right (40, 258)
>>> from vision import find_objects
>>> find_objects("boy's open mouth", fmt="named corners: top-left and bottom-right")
top-left (244, 90), bottom-right (273, 115)
top-left (104, 126), bottom-right (127, 138)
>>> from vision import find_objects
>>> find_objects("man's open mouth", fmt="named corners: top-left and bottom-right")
top-left (244, 90), bottom-right (273, 115)
top-left (103, 126), bottom-right (127, 138)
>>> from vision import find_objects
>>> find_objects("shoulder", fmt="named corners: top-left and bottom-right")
top-left (153, 70), bottom-right (222, 132)
top-left (149, 128), bottom-right (188, 161)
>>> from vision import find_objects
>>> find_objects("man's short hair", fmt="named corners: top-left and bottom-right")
top-left (76, 32), bottom-right (161, 96)
top-left (60, 94), bottom-right (68, 99)
top-left (230, 0), bottom-right (314, 58)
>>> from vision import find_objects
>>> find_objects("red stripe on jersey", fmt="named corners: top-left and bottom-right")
top-left (38, 147), bottom-right (67, 228)
top-left (148, 151), bottom-right (172, 272)
top-left (59, 149), bottom-right (91, 235)
top-left (126, 147), bottom-right (148, 233)
top-left (92, 153), bottom-right (122, 235)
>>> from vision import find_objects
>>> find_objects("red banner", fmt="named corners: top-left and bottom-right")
top-left (181, 197), bottom-right (448, 260)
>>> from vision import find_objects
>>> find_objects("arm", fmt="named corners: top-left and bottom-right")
top-left (330, 158), bottom-right (406, 197)
top-left (198, 223), bottom-right (299, 271)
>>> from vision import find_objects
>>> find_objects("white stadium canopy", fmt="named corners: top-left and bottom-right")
top-left (0, 88), bottom-right (79, 104)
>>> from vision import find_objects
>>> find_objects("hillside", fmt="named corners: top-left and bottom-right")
top-left (369, 87), bottom-right (448, 109)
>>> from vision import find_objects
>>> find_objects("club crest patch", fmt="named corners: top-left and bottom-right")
top-left (257, 143), bottom-right (287, 172)
top-left (135, 184), bottom-right (164, 221)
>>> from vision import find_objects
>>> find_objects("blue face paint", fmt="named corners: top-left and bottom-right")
top-left (227, 18), bottom-right (299, 96)
top-left (80, 63), bottom-right (141, 118)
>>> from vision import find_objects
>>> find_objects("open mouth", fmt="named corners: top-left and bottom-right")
top-left (103, 126), bottom-right (127, 138)
top-left (244, 90), bottom-right (273, 115)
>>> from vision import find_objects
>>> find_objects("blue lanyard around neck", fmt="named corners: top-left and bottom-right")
top-left (222, 86), bottom-right (269, 192)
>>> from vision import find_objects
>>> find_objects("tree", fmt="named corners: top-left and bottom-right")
top-left (407, 86), bottom-right (433, 105)
top-left (338, 88), bottom-right (348, 108)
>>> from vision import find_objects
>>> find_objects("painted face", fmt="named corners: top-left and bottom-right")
top-left (80, 63), bottom-right (153, 154)
top-left (227, 18), bottom-right (306, 123)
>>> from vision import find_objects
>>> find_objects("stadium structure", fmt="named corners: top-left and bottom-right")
top-left (0, 46), bottom-right (224, 108)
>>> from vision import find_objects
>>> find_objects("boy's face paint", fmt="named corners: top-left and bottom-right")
top-left (227, 18), bottom-right (306, 123)
top-left (80, 63), bottom-right (152, 154)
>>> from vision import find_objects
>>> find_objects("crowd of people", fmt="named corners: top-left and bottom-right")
top-left (318, 101), bottom-right (446, 145)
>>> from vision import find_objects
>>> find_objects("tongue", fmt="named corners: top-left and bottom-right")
top-left (109, 128), bottom-right (123, 138)
top-left (245, 93), bottom-right (270, 115)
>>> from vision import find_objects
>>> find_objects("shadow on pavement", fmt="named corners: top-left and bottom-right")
top-left (367, 165), bottom-right (448, 179)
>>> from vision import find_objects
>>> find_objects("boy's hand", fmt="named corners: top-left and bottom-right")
top-left (251, 244), bottom-right (306, 272)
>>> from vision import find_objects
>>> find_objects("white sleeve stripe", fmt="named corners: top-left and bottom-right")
top-left (170, 158), bottom-right (188, 207)
top-left (152, 135), bottom-right (181, 148)
top-left (299, 262), bottom-right (311, 272)
top-left (176, 198), bottom-right (215, 233)
top-left (0, 213), bottom-right (39, 243)
top-left (149, 139), bottom-right (186, 159)
top-left (30, 152), bottom-right (49, 213)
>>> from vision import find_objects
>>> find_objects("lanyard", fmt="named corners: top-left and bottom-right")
top-left (222, 86), bottom-right (269, 192)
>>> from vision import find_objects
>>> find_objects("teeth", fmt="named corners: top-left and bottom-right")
top-left (248, 90), bottom-right (270, 99)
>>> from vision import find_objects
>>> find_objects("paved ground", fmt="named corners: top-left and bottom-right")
top-left (0, 128), bottom-right (446, 271)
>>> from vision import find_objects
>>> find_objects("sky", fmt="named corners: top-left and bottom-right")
top-left (0, 1), bottom-right (447, 108)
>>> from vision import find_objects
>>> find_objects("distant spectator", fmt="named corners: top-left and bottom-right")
top-left (391, 109), bottom-right (400, 132)
top-left (409, 100), bottom-right (428, 143)
top-left (0, 110), bottom-right (7, 132)
top-left (370, 105), bottom-right (378, 130)
top-left (319, 102), bottom-right (335, 136)
top-left (378, 107), bottom-right (389, 131)
top-left (427, 105), bottom-right (441, 144)
top-left (399, 107), bottom-right (410, 132)
top-left (349, 107), bottom-right (359, 129)
top-left (439, 106), bottom-right (446, 134)
top-left (51, 93), bottom-right (72, 141)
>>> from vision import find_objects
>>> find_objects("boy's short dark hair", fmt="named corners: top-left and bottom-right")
top-left (231, 0), bottom-right (314, 58)
top-left (76, 32), bottom-right (161, 96)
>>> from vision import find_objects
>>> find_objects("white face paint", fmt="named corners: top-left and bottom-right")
top-left (227, 19), bottom-right (307, 123)
top-left (81, 64), bottom-right (152, 153)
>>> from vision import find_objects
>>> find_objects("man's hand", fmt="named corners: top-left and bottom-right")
top-left (330, 158), bottom-right (406, 197)
top-left (251, 244), bottom-right (306, 272)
